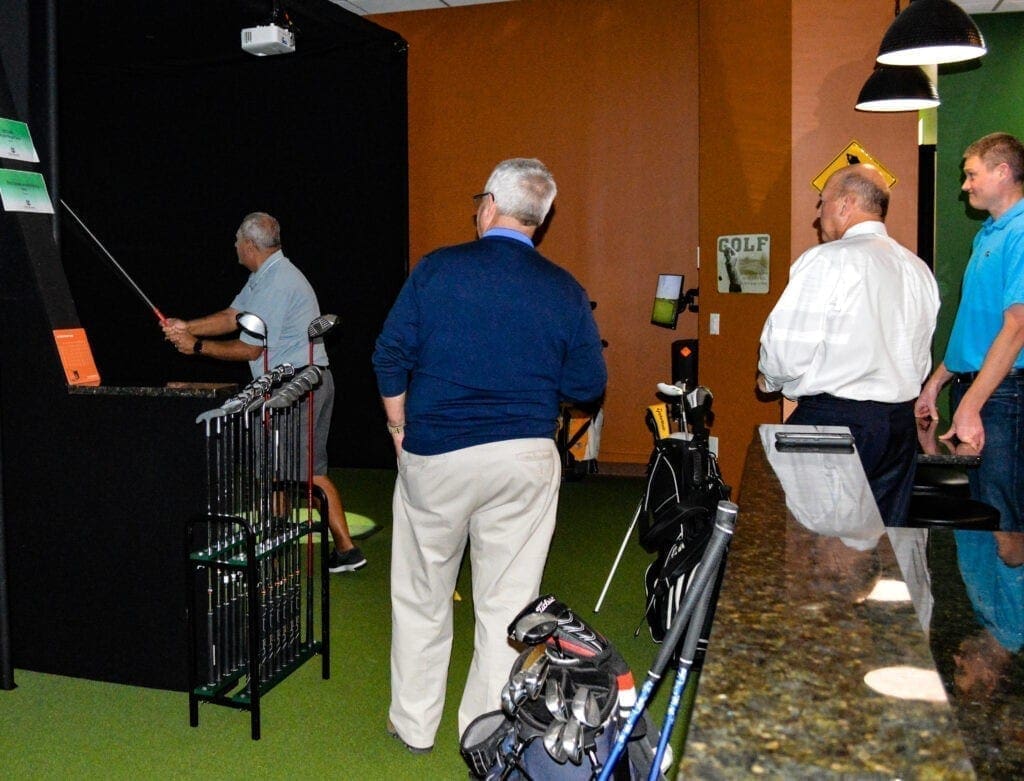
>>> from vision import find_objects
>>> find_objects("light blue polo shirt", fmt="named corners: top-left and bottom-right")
top-left (944, 197), bottom-right (1024, 373)
top-left (230, 250), bottom-right (328, 378)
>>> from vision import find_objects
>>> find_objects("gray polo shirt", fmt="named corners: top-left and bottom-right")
top-left (230, 250), bottom-right (328, 378)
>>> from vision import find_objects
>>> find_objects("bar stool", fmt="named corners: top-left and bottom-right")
top-left (905, 493), bottom-right (999, 530)
top-left (912, 463), bottom-right (970, 498)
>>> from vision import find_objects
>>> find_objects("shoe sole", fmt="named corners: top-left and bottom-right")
top-left (328, 559), bottom-right (367, 574)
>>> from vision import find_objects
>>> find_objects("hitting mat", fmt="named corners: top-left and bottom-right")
top-left (292, 509), bottom-right (380, 540)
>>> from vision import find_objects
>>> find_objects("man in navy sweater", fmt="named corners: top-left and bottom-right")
top-left (373, 158), bottom-right (607, 753)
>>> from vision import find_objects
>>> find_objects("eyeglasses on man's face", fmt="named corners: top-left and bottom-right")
top-left (472, 192), bottom-right (493, 206)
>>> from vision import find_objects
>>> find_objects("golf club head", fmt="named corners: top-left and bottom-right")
top-left (236, 311), bottom-right (267, 340)
top-left (512, 611), bottom-right (560, 645)
top-left (543, 720), bottom-right (569, 764)
top-left (544, 677), bottom-right (568, 721)
top-left (195, 408), bottom-right (228, 427)
top-left (220, 397), bottom-right (246, 415)
top-left (307, 313), bottom-right (340, 340)
top-left (523, 656), bottom-right (549, 700)
top-left (570, 685), bottom-right (599, 728)
top-left (560, 716), bottom-right (584, 765)
top-left (265, 389), bottom-right (298, 409)
top-left (297, 365), bottom-right (323, 386)
top-left (656, 381), bottom-right (685, 397)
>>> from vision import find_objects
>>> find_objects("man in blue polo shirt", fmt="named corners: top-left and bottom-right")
top-left (163, 211), bottom-right (366, 570)
top-left (917, 132), bottom-right (1024, 532)
top-left (373, 158), bottom-right (607, 754)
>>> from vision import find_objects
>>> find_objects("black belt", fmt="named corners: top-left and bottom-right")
top-left (953, 368), bottom-right (1024, 383)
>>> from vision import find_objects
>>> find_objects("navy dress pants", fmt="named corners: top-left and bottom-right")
top-left (787, 394), bottom-right (917, 526)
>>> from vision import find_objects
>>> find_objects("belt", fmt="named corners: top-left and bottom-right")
top-left (953, 367), bottom-right (1024, 383)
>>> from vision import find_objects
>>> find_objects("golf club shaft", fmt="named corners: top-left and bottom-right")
top-left (597, 501), bottom-right (737, 781)
top-left (59, 199), bottom-right (167, 324)
top-left (648, 572), bottom-right (715, 779)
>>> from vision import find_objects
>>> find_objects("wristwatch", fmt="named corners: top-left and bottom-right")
top-left (386, 422), bottom-right (405, 436)
top-left (193, 339), bottom-right (204, 355)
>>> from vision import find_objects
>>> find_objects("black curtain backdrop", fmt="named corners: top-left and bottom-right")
top-left (0, 0), bottom-right (406, 690)
top-left (57, 0), bottom-right (409, 469)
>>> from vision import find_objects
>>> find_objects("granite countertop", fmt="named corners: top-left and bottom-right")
top-left (678, 428), bottom-right (991, 780)
top-left (68, 382), bottom-right (238, 399)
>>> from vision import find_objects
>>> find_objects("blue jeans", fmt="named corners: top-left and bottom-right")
top-left (787, 394), bottom-right (917, 526)
top-left (951, 373), bottom-right (1024, 532)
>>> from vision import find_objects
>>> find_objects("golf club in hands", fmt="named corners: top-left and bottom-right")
top-left (60, 199), bottom-right (168, 324)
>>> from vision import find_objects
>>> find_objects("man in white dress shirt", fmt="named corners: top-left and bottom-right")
top-left (757, 164), bottom-right (940, 526)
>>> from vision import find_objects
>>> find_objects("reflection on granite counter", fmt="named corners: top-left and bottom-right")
top-left (678, 433), bottom-right (976, 779)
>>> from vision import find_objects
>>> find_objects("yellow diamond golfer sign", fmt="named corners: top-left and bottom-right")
top-left (812, 141), bottom-right (897, 193)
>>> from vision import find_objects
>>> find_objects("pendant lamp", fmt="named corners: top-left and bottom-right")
top-left (876, 0), bottom-right (986, 66)
top-left (855, 64), bottom-right (940, 112)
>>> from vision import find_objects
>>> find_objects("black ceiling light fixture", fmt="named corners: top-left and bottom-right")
top-left (855, 64), bottom-right (940, 112)
top-left (876, 0), bottom-right (987, 66)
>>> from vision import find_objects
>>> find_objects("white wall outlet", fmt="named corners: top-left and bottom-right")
top-left (709, 312), bottom-right (720, 335)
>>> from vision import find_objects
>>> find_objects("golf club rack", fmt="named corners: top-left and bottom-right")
top-left (186, 362), bottom-right (330, 740)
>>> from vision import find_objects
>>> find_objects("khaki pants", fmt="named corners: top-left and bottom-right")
top-left (388, 438), bottom-right (560, 748)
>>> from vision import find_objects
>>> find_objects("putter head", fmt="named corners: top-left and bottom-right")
top-left (307, 313), bottom-right (339, 340)
top-left (236, 311), bottom-right (267, 341)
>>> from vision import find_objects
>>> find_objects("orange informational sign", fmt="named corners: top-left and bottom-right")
top-left (52, 328), bottom-right (101, 386)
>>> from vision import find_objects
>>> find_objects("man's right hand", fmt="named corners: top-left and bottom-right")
top-left (161, 317), bottom-right (189, 339)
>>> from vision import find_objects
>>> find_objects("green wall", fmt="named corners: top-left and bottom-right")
top-left (935, 13), bottom-right (1024, 368)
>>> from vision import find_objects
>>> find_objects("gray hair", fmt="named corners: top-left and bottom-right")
top-left (832, 167), bottom-right (889, 219)
top-left (483, 158), bottom-right (557, 227)
top-left (237, 212), bottom-right (281, 249)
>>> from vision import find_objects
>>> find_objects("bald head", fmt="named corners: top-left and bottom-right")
top-left (818, 164), bottom-right (890, 241)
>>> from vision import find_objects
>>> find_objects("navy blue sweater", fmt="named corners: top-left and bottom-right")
top-left (373, 234), bottom-right (607, 456)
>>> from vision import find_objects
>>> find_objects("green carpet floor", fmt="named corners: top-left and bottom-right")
top-left (0, 467), bottom-right (683, 780)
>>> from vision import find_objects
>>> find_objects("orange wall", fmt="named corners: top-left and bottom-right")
top-left (696, 0), bottom-right (792, 487)
top-left (372, 0), bottom-right (922, 484)
top-left (372, 0), bottom-right (700, 466)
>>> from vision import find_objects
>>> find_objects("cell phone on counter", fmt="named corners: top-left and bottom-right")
top-left (774, 431), bottom-right (855, 453)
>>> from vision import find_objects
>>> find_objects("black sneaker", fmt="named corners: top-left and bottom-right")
top-left (387, 719), bottom-right (433, 754)
top-left (328, 546), bottom-right (367, 573)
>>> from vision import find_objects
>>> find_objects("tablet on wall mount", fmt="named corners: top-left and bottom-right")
top-left (651, 273), bottom-right (684, 329)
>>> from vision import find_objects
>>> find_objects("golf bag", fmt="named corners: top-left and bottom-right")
top-left (461, 595), bottom-right (666, 780)
top-left (639, 435), bottom-right (730, 647)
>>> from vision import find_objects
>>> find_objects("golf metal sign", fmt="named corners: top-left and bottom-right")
top-left (716, 234), bottom-right (770, 294)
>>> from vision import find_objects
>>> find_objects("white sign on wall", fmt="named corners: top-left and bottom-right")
top-left (716, 234), bottom-right (770, 294)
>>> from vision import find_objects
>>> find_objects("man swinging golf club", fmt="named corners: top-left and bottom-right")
top-left (163, 211), bottom-right (366, 573)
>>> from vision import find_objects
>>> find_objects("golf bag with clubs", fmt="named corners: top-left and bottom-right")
top-left (639, 430), bottom-right (730, 650)
top-left (461, 595), bottom-right (666, 780)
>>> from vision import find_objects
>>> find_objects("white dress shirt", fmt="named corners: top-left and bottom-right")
top-left (758, 221), bottom-right (940, 403)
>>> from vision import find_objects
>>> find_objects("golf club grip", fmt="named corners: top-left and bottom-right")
top-left (650, 501), bottom-right (737, 677)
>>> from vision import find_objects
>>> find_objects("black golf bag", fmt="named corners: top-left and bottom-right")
top-left (460, 595), bottom-right (666, 780)
top-left (639, 435), bottom-right (730, 647)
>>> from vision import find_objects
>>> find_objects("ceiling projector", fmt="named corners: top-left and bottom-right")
top-left (241, 24), bottom-right (295, 56)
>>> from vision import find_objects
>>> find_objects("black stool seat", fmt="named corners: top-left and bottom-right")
top-left (913, 463), bottom-right (970, 498)
top-left (906, 493), bottom-right (999, 530)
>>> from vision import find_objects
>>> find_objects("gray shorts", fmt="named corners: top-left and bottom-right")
top-left (298, 366), bottom-right (333, 477)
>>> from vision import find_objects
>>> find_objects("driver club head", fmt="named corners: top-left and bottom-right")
top-left (513, 612), bottom-right (559, 645)
top-left (236, 311), bottom-right (268, 341)
top-left (307, 313), bottom-right (339, 340)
